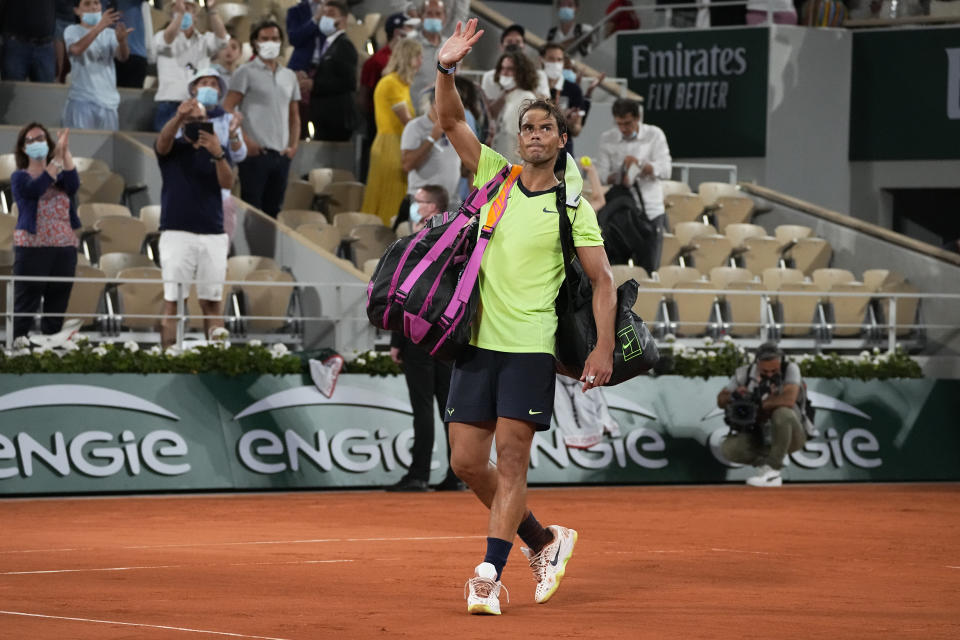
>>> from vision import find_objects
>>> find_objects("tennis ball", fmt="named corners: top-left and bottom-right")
top-left (579, 156), bottom-right (592, 168)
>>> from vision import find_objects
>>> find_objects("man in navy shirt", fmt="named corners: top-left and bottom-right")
top-left (155, 97), bottom-right (234, 347)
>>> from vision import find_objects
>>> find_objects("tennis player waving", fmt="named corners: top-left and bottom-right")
top-left (435, 19), bottom-right (616, 615)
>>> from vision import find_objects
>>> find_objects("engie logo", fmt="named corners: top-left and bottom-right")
top-left (0, 385), bottom-right (190, 479)
top-left (947, 48), bottom-right (960, 120)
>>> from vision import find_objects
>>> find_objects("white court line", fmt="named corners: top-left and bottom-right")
top-left (947, 566), bottom-right (960, 569)
top-left (0, 534), bottom-right (484, 555)
top-left (0, 610), bottom-right (291, 640)
top-left (2, 559), bottom-right (353, 576)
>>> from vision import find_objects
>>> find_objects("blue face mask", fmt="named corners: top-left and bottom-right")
top-left (24, 141), bottom-right (49, 160)
top-left (81, 11), bottom-right (101, 26)
top-left (181, 12), bottom-right (193, 31)
top-left (319, 15), bottom-right (337, 36)
top-left (562, 69), bottom-right (577, 84)
top-left (423, 18), bottom-right (443, 34)
top-left (624, 129), bottom-right (638, 141)
top-left (408, 202), bottom-right (422, 224)
top-left (558, 7), bottom-right (576, 21)
top-left (196, 86), bottom-right (220, 108)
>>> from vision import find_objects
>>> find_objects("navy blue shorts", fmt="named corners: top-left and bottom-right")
top-left (444, 346), bottom-right (556, 430)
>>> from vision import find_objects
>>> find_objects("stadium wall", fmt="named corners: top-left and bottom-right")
top-left (1, 373), bottom-right (957, 495)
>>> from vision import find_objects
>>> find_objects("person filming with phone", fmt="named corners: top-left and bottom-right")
top-left (155, 97), bottom-right (234, 348)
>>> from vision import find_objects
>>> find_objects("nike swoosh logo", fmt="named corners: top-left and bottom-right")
top-left (447, 408), bottom-right (454, 416)
top-left (549, 545), bottom-right (562, 566)
top-left (529, 410), bottom-right (543, 415)
top-left (542, 208), bottom-right (558, 214)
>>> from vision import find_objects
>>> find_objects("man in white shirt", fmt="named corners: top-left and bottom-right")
top-left (401, 89), bottom-right (462, 207)
top-left (153, 0), bottom-right (228, 131)
top-left (595, 98), bottom-right (672, 224)
top-left (480, 24), bottom-right (549, 106)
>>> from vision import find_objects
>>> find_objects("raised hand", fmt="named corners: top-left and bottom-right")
top-left (437, 18), bottom-right (484, 68)
top-left (176, 98), bottom-right (202, 120)
top-left (228, 111), bottom-right (244, 136)
top-left (206, 0), bottom-right (218, 8)
top-left (99, 8), bottom-right (120, 30)
top-left (55, 129), bottom-right (70, 157)
top-left (116, 22), bottom-right (135, 42)
top-left (196, 130), bottom-right (223, 157)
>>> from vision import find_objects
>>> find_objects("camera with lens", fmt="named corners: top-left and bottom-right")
top-left (723, 377), bottom-right (776, 432)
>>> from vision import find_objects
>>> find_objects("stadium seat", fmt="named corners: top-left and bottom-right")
top-left (78, 203), bottom-right (132, 230)
top-left (762, 267), bottom-right (805, 291)
top-left (139, 205), bottom-right (161, 233)
top-left (812, 268), bottom-right (855, 291)
top-left (664, 192), bottom-right (706, 231)
top-left (94, 216), bottom-right (147, 256)
top-left (0, 213), bottom-right (14, 249)
top-left (610, 264), bottom-right (649, 286)
top-left (777, 282), bottom-right (822, 337)
top-left (740, 235), bottom-right (784, 275)
top-left (659, 232), bottom-right (680, 267)
top-left (323, 182), bottom-right (366, 215)
top-left (661, 180), bottom-right (691, 196)
top-left (362, 259), bottom-right (379, 278)
top-left (827, 282), bottom-right (872, 338)
top-left (672, 280), bottom-right (717, 336)
top-left (333, 211), bottom-right (382, 233)
top-left (684, 234), bottom-right (732, 273)
top-left (73, 157), bottom-right (111, 174)
top-left (278, 209), bottom-right (329, 230)
top-left (281, 180), bottom-right (316, 212)
top-left (65, 264), bottom-right (106, 329)
top-left (725, 223), bottom-right (766, 249)
top-left (348, 224), bottom-right (396, 267)
top-left (876, 281), bottom-right (921, 337)
top-left (227, 256), bottom-right (281, 284)
top-left (786, 237), bottom-right (832, 275)
top-left (674, 221), bottom-right (717, 247)
top-left (308, 168), bottom-right (357, 195)
top-left (774, 224), bottom-right (814, 245)
top-left (862, 268), bottom-right (906, 292)
top-left (656, 265), bottom-right (702, 289)
top-left (296, 223), bottom-right (341, 254)
top-left (78, 171), bottom-right (125, 204)
top-left (0, 154), bottom-right (17, 212)
top-left (98, 252), bottom-right (156, 278)
top-left (242, 269), bottom-right (295, 332)
top-left (0, 248), bottom-right (12, 266)
top-left (697, 182), bottom-right (755, 231)
top-left (709, 266), bottom-right (754, 289)
top-left (115, 266), bottom-right (164, 330)
top-left (723, 280), bottom-right (765, 337)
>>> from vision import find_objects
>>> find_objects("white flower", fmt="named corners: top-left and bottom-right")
top-left (215, 340), bottom-right (231, 349)
top-left (355, 357), bottom-right (367, 365)
top-left (148, 345), bottom-right (163, 355)
top-left (859, 350), bottom-right (871, 361)
top-left (35, 345), bottom-right (51, 354)
top-left (13, 336), bottom-right (30, 350)
top-left (703, 336), bottom-right (714, 346)
top-left (249, 339), bottom-right (262, 348)
top-left (722, 335), bottom-right (735, 343)
top-left (270, 343), bottom-right (288, 356)
top-left (367, 350), bottom-right (377, 358)
top-left (664, 333), bottom-right (677, 343)
top-left (92, 346), bottom-right (108, 357)
top-left (124, 341), bottom-right (139, 353)
top-left (695, 350), bottom-right (707, 358)
top-left (211, 327), bottom-right (230, 341)
top-left (872, 347), bottom-right (881, 355)
top-left (165, 346), bottom-right (181, 357)
top-left (13, 348), bottom-right (31, 357)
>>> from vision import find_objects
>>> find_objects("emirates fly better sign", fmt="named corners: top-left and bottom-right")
top-left (616, 27), bottom-right (769, 158)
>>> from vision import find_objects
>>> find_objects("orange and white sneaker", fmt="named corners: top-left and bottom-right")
top-left (521, 525), bottom-right (578, 604)
top-left (464, 562), bottom-right (509, 615)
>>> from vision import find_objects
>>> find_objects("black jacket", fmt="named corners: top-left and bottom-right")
top-left (310, 33), bottom-right (358, 142)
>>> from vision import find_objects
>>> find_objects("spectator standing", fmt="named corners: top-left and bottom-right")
top-left (309, 1), bottom-right (358, 142)
top-left (359, 13), bottom-right (410, 180)
top-left (2, 0), bottom-right (57, 82)
top-left (54, 0), bottom-right (76, 82)
top-left (286, 0), bottom-right (325, 73)
top-left (604, 0), bottom-right (641, 35)
top-left (155, 98), bottom-right (233, 347)
top-left (401, 89), bottom-right (462, 211)
top-left (62, 1), bottom-right (131, 131)
top-left (211, 35), bottom-right (241, 84)
top-left (489, 50), bottom-right (539, 164)
top-left (224, 20), bottom-right (301, 218)
top-left (114, 0), bottom-right (149, 88)
top-left (361, 37), bottom-right (422, 225)
top-left (153, 0), bottom-right (228, 132)
top-left (541, 43), bottom-right (584, 156)
top-left (480, 24), bottom-right (549, 109)
top-left (10, 123), bottom-right (79, 339)
top-left (388, 185), bottom-right (464, 493)
top-left (408, 0), bottom-right (468, 105)
top-left (546, 0), bottom-right (593, 60)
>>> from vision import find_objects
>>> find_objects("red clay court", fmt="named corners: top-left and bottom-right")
top-left (2, 484), bottom-right (959, 639)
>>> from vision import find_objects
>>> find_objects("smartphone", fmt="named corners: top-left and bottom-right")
top-left (184, 121), bottom-right (214, 141)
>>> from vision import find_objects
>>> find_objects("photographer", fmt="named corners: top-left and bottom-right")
top-left (716, 342), bottom-right (810, 487)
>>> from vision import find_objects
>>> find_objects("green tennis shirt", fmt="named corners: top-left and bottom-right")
top-left (470, 145), bottom-right (604, 355)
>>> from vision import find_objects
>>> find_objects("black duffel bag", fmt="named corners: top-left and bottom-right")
top-left (554, 169), bottom-right (659, 386)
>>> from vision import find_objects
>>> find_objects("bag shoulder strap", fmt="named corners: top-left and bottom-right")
top-left (461, 163), bottom-right (516, 217)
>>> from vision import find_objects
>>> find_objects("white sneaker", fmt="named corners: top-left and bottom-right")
top-left (521, 525), bottom-right (578, 604)
top-left (745, 465), bottom-right (783, 487)
top-left (464, 562), bottom-right (508, 615)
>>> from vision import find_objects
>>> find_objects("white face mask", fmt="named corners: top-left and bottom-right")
top-left (498, 75), bottom-right (516, 91)
top-left (258, 41), bottom-right (281, 61)
top-left (543, 61), bottom-right (564, 80)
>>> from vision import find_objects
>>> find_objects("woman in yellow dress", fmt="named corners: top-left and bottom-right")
top-left (361, 38), bottom-right (423, 224)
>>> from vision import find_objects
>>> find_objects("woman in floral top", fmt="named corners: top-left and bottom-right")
top-left (10, 123), bottom-right (81, 338)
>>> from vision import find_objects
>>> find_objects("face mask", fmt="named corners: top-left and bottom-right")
top-left (623, 129), bottom-right (638, 141)
top-left (543, 61), bottom-right (563, 80)
top-left (196, 86), bottom-right (220, 108)
top-left (498, 75), bottom-right (516, 91)
top-left (81, 11), bottom-right (101, 26)
top-left (562, 68), bottom-right (577, 84)
top-left (24, 141), bottom-right (49, 160)
top-left (258, 41), bottom-right (281, 60)
top-left (558, 7), bottom-right (576, 21)
top-left (180, 12), bottom-right (193, 31)
top-left (319, 16), bottom-right (337, 36)
top-left (422, 18), bottom-right (443, 34)
top-left (408, 202), bottom-right (422, 224)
